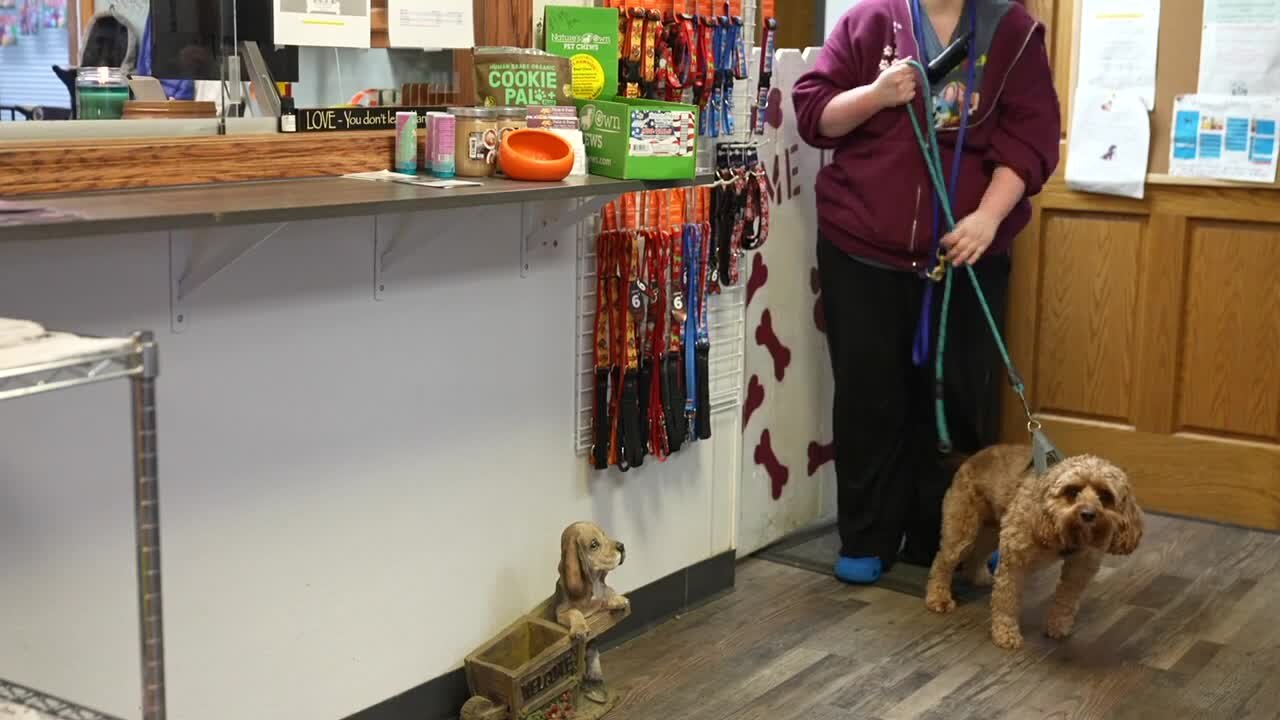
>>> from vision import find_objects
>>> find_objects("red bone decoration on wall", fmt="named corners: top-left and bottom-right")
top-left (810, 267), bottom-right (825, 334)
top-left (746, 252), bottom-right (769, 307)
top-left (754, 429), bottom-right (789, 500)
top-left (754, 309), bottom-right (792, 382)
top-left (807, 440), bottom-right (835, 476)
top-left (743, 374), bottom-right (765, 428)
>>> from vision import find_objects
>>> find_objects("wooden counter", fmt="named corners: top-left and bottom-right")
top-left (0, 174), bottom-right (712, 243)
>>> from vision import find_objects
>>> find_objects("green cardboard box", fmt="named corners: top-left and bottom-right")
top-left (576, 97), bottom-right (699, 180)
top-left (544, 6), bottom-right (619, 101)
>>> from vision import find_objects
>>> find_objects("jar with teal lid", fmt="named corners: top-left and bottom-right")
top-left (77, 67), bottom-right (129, 120)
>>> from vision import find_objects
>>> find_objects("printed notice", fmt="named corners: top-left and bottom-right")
top-left (1198, 0), bottom-right (1280, 95)
top-left (387, 0), bottom-right (475, 49)
top-left (1077, 0), bottom-right (1161, 109)
top-left (274, 0), bottom-right (371, 48)
top-left (1066, 89), bottom-right (1151, 199)
top-left (1203, 0), bottom-right (1280, 24)
top-left (1169, 94), bottom-right (1279, 183)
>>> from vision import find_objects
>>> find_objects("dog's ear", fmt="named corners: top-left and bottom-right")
top-left (1029, 472), bottom-right (1066, 550)
top-left (559, 525), bottom-right (587, 600)
top-left (1108, 478), bottom-right (1144, 555)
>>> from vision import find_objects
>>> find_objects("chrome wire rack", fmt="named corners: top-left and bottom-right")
top-left (0, 330), bottom-right (165, 720)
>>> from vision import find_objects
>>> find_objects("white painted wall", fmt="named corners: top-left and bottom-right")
top-left (824, 0), bottom-right (864, 38)
top-left (0, 206), bottom-right (740, 720)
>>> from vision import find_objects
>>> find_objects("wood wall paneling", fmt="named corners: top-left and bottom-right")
top-left (777, 0), bottom-right (820, 48)
top-left (1176, 223), bottom-right (1280, 441)
top-left (1005, 180), bottom-right (1280, 530)
top-left (1033, 212), bottom-right (1141, 423)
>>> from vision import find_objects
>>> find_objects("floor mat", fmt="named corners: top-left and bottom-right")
top-left (753, 522), bottom-right (988, 603)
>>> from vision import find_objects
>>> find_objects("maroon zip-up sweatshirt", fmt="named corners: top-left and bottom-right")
top-left (793, 0), bottom-right (1060, 271)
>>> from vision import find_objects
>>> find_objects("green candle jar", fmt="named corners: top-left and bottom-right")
top-left (76, 67), bottom-right (130, 120)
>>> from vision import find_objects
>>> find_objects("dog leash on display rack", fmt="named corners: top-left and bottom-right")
top-left (899, 58), bottom-right (1063, 475)
top-left (592, 203), bottom-right (617, 470)
top-left (743, 145), bottom-right (771, 252)
top-left (640, 1), bottom-right (662, 99)
top-left (696, 0), bottom-right (716, 134)
top-left (666, 190), bottom-right (689, 451)
top-left (644, 193), bottom-right (672, 460)
top-left (621, 4), bottom-right (646, 98)
top-left (712, 145), bottom-right (742, 287)
top-left (752, 0), bottom-right (777, 135)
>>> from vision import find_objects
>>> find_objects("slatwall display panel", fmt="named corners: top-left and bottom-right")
top-left (574, 216), bottom-right (747, 454)
top-left (0, 27), bottom-right (73, 112)
top-left (572, 0), bottom-right (760, 454)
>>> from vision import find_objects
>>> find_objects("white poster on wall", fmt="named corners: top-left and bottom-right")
top-left (1197, 0), bottom-right (1280, 96)
top-left (1076, 0), bottom-right (1162, 110)
top-left (387, 0), bottom-right (475, 49)
top-left (1066, 88), bottom-right (1151, 199)
top-left (1169, 94), bottom-right (1280, 183)
top-left (737, 47), bottom-right (838, 557)
top-left (274, 0), bottom-right (372, 49)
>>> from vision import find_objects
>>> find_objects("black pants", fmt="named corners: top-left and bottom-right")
top-left (817, 238), bottom-right (1010, 568)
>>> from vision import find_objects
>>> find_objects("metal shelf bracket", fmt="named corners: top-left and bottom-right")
top-left (521, 195), bottom-right (614, 278)
top-left (169, 223), bottom-right (287, 333)
top-left (374, 211), bottom-right (465, 301)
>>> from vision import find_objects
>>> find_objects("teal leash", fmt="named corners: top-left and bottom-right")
top-left (900, 59), bottom-right (1050, 463)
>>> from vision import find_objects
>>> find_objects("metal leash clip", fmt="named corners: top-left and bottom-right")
top-left (926, 249), bottom-right (948, 282)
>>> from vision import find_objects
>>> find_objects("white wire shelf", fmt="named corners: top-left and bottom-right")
top-left (0, 679), bottom-right (124, 720)
top-left (0, 328), bottom-right (166, 720)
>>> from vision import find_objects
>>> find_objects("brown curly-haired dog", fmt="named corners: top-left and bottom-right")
top-left (924, 445), bottom-right (1144, 650)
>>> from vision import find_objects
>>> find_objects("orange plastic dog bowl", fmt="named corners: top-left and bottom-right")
top-left (499, 129), bottom-right (574, 182)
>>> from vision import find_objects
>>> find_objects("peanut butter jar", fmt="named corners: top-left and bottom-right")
top-left (450, 106), bottom-right (500, 178)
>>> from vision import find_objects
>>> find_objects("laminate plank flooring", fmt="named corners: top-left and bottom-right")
top-left (602, 515), bottom-right (1280, 720)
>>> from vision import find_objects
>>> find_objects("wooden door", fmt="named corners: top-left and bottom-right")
top-left (997, 0), bottom-right (1280, 532)
top-left (1002, 183), bottom-right (1280, 531)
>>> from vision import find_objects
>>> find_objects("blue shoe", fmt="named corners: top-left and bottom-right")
top-left (834, 556), bottom-right (882, 584)
top-left (987, 551), bottom-right (1000, 575)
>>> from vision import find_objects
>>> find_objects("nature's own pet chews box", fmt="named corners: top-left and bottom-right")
top-left (543, 6), bottom-right (619, 100)
top-left (576, 97), bottom-right (699, 180)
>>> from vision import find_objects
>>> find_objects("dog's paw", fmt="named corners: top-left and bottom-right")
top-left (924, 591), bottom-right (957, 614)
top-left (570, 620), bottom-right (590, 641)
top-left (991, 623), bottom-right (1024, 650)
top-left (606, 595), bottom-right (630, 612)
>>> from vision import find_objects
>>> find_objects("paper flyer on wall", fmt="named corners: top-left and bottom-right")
top-left (1066, 89), bottom-right (1151, 199)
top-left (1077, 0), bottom-right (1161, 109)
top-left (1169, 94), bottom-right (1279, 183)
top-left (387, 0), bottom-right (475, 49)
top-left (1197, 0), bottom-right (1280, 96)
top-left (274, 0), bottom-right (372, 49)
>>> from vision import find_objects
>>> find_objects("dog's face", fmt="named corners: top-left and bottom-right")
top-left (559, 521), bottom-right (626, 601)
top-left (1036, 455), bottom-right (1143, 555)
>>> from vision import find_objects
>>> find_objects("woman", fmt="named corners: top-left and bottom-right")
top-left (793, 0), bottom-right (1060, 584)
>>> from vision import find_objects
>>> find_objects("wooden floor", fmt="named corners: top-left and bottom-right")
top-left (602, 515), bottom-right (1280, 720)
